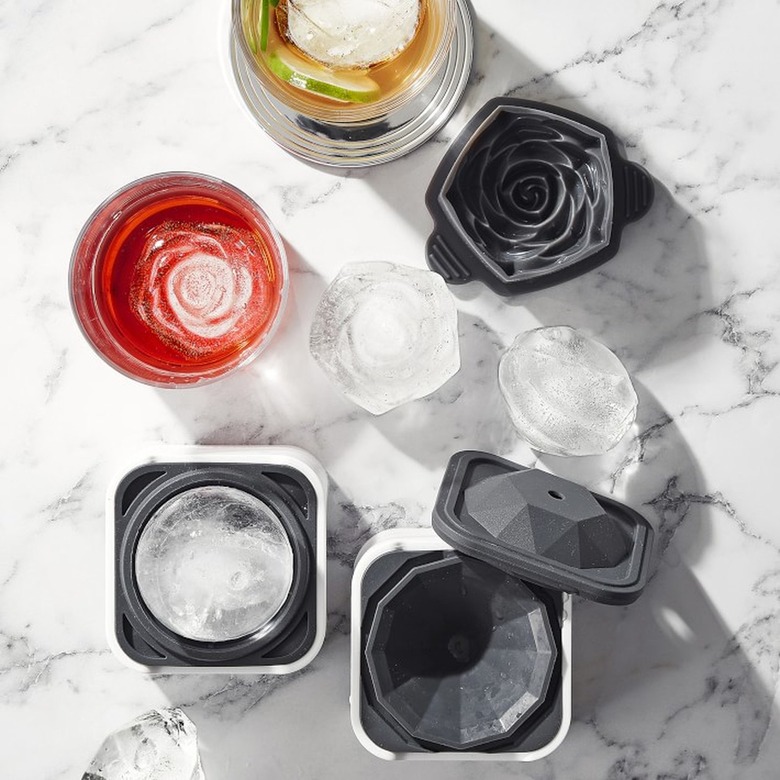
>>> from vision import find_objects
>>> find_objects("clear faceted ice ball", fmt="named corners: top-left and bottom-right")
top-left (135, 485), bottom-right (294, 642)
top-left (309, 262), bottom-right (460, 415)
top-left (499, 325), bottom-right (638, 457)
top-left (83, 708), bottom-right (204, 780)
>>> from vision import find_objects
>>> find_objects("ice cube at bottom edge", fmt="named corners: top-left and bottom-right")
top-left (82, 707), bottom-right (205, 780)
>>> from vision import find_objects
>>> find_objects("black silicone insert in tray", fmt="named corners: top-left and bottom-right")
top-left (426, 98), bottom-right (655, 294)
top-left (359, 549), bottom-right (565, 755)
top-left (113, 461), bottom-right (319, 668)
top-left (432, 451), bottom-right (655, 605)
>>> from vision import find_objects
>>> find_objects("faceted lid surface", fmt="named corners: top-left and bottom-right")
top-left (432, 451), bottom-right (655, 605)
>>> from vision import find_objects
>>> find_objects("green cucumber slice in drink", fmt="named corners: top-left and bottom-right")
top-left (260, 0), bottom-right (269, 52)
top-left (267, 47), bottom-right (380, 104)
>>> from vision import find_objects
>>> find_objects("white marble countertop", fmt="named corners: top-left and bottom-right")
top-left (2, 0), bottom-right (780, 777)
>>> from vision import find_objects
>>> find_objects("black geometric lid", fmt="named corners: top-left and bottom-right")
top-left (426, 98), bottom-right (654, 295)
top-left (432, 450), bottom-right (654, 605)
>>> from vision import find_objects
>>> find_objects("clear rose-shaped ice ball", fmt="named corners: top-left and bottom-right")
top-left (309, 262), bottom-right (460, 415)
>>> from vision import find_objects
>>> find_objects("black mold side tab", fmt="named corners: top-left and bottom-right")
top-left (623, 161), bottom-right (655, 222)
top-left (426, 233), bottom-right (472, 283)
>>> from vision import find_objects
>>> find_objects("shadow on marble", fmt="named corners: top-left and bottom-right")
top-left (515, 183), bottom-right (712, 375)
top-left (537, 378), bottom-right (711, 566)
top-left (154, 241), bottom-right (329, 448)
top-left (363, 21), bottom-right (715, 375)
top-left (327, 479), bottom-right (385, 570)
top-left (567, 561), bottom-right (780, 776)
top-left (368, 312), bottom-right (517, 469)
top-left (543, 382), bottom-right (779, 775)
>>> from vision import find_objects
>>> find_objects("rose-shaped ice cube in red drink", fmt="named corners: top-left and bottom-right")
top-left (70, 173), bottom-right (287, 386)
top-left (131, 222), bottom-right (274, 357)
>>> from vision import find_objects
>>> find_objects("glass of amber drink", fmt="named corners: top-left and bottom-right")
top-left (230, 0), bottom-right (473, 166)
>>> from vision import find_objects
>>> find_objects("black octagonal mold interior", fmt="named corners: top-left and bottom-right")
top-left (365, 555), bottom-right (557, 751)
top-left (111, 454), bottom-right (323, 670)
top-left (426, 98), bottom-right (654, 295)
top-left (358, 548), bottom-right (566, 756)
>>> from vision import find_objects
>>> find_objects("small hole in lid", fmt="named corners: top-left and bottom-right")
top-left (548, 490), bottom-right (564, 500)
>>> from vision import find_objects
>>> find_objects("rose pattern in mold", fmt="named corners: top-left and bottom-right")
top-left (130, 222), bottom-right (273, 357)
top-left (444, 107), bottom-right (613, 278)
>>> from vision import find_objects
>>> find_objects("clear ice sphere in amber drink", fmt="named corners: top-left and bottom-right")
top-left (286, 0), bottom-right (422, 70)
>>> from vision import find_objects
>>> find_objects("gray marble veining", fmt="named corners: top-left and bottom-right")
top-left (1, 0), bottom-right (779, 777)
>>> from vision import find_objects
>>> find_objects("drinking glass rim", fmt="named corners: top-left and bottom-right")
top-left (231, 0), bottom-right (456, 125)
top-left (69, 170), bottom-right (289, 388)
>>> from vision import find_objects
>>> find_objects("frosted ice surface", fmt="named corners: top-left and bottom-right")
top-left (499, 326), bottom-right (638, 457)
top-left (135, 486), bottom-right (294, 642)
top-left (309, 262), bottom-right (460, 415)
top-left (82, 708), bottom-right (205, 780)
top-left (285, 0), bottom-right (421, 69)
top-left (131, 222), bottom-right (271, 357)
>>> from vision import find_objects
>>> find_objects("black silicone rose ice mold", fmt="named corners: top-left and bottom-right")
top-left (426, 98), bottom-right (654, 294)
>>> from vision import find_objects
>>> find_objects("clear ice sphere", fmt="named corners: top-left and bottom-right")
top-left (83, 708), bottom-right (205, 780)
top-left (498, 325), bottom-right (638, 457)
top-left (285, 0), bottom-right (421, 70)
top-left (309, 262), bottom-right (460, 415)
top-left (134, 485), bottom-right (294, 642)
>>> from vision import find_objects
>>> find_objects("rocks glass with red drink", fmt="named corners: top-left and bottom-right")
top-left (70, 172), bottom-right (288, 386)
